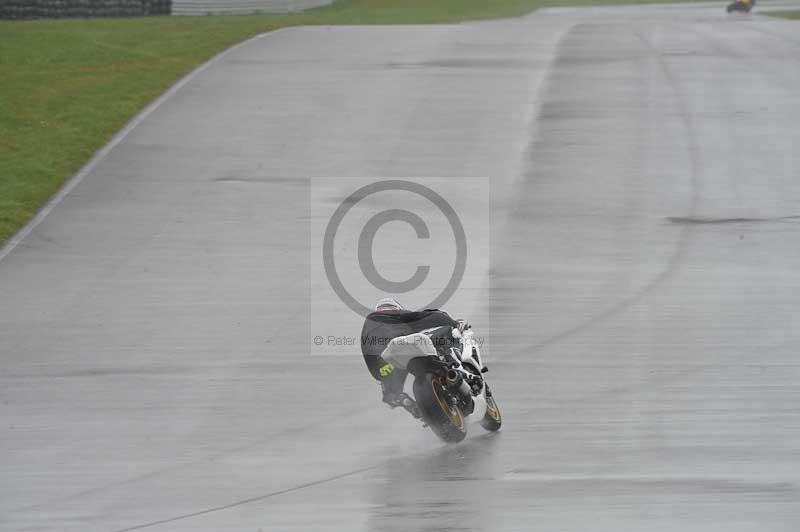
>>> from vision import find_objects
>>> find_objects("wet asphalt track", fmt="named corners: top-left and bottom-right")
top-left (2, 3), bottom-right (800, 531)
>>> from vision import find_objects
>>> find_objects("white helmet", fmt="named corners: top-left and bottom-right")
top-left (374, 297), bottom-right (404, 312)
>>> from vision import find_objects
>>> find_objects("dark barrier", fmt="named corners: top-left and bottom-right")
top-left (0, 0), bottom-right (171, 19)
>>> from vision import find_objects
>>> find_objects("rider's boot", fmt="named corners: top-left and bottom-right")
top-left (399, 394), bottom-right (422, 420)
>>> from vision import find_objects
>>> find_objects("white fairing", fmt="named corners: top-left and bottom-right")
top-left (459, 329), bottom-right (483, 372)
top-left (380, 333), bottom-right (438, 370)
top-left (459, 329), bottom-right (488, 421)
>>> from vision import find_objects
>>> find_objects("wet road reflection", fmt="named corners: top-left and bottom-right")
top-left (367, 434), bottom-right (502, 532)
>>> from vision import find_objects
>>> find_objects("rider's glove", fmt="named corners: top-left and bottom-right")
top-left (456, 319), bottom-right (471, 334)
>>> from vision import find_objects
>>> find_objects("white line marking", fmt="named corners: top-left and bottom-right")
top-left (0, 30), bottom-right (279, 264)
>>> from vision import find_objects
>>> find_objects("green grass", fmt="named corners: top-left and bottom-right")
top-left (0, 0), bottom-right (704, 246)
top-left (763, 10), bottom-right (800, 19)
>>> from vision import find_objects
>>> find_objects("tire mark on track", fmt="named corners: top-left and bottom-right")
top-left (107, 432), bottom-right (501, 532)
top-left (108, 464), bottom-right (380, 532)
top-left (13, 406), bottom-right (367, 515)
top-left (499, 22), bottom-right (701, 367)
top-left (9, 305), bottom-right (369, 515)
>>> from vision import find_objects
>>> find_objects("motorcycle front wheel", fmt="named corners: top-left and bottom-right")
top-left (480, 388), bottom-right (502, 432)
top-left (413, 373), bottom-right (467, 443)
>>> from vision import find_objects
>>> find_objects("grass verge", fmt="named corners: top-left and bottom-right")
top-left (763, 10), bottom-right (800, 19)
top-left (1, 0), bottom-right (705, 246)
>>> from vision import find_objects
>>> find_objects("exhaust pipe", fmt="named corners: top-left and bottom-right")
top-left (446, 369), bottom-right (472, 397)
top-left (446, 370), bottom-right (462, 388)
top-left (445, 369), bottom-right (475, 415)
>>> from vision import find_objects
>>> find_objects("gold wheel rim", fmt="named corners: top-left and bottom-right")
top-left (432, 378), bottom-right (465, 430)
top-left (486, 396), bottom-right (500, 421)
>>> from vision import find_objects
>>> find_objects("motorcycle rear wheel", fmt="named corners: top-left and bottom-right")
top-left (413, 373), bottom-right (467, 443)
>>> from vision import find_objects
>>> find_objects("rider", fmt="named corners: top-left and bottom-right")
top-left (360, 297), bottom-right (467, 415)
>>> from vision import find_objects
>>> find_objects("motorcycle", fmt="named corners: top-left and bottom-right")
top-left (726, 0), bottom-right (754, 13)
top-left (381, 327), bottom-right (501, 443)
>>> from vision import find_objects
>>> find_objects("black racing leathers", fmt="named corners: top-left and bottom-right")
top-left (361, 309), bottom-right (458, 381)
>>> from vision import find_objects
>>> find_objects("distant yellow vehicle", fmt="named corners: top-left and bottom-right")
top-left (727, 0), bottom-right (754, 12)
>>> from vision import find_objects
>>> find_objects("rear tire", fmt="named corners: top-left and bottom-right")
top-left (413, 373), bottom-right (467, 443)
